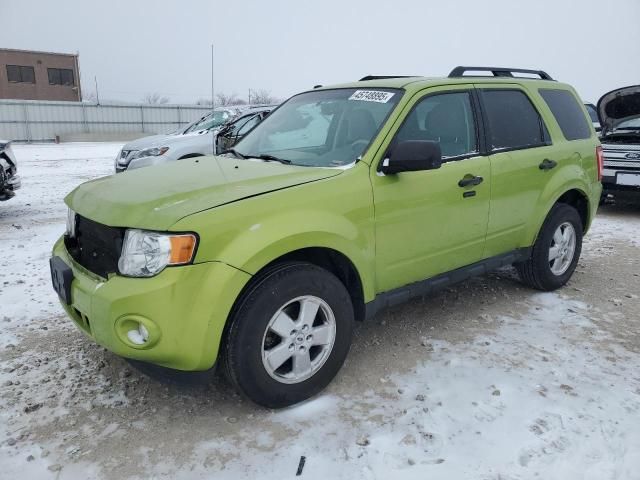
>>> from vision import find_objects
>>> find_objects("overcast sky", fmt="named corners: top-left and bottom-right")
top-left (2, 0), bottom-right (638, 104)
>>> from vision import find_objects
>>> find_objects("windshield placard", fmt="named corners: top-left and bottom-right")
top-left (349, 90), bottom-right (395, 103)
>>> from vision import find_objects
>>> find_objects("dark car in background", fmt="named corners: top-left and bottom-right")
top-left (598, 86), bottom-right (640, 200)
top-left (0, 140), bottom-right (20, 201)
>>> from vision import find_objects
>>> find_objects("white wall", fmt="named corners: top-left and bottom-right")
top-left (0, 99), bottom-right (211, 142)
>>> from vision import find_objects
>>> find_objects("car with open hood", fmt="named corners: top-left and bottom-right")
top-left (598, 85), bottom-right (640, 199)
top-left (0, 140), bottom-right (20, 201)
top-left (50, 66), bottom-right (601, 408)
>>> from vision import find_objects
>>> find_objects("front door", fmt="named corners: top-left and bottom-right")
top-left (372, 86), bottom-right (490, 293)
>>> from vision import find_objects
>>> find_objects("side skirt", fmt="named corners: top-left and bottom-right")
top-left (364, 248), bottom-right (531, 321)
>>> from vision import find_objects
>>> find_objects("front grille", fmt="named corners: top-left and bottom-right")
top-left (602, 159), bottom-right (640, 171)
top-left (65, 216), bottom-right (124, 278)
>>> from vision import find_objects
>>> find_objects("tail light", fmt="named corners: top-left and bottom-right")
top-left (596, 145), bottom-right (604, 181)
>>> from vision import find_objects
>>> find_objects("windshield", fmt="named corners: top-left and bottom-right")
top-left (615, 117), bottom-right (640, 130)
top-left (183, 110), bottom-right (233, 133)
top-left (233, 88), bottom-right (402, 167)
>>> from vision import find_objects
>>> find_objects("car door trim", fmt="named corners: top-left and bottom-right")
top-left (364, 247), bottom-right (531, 320)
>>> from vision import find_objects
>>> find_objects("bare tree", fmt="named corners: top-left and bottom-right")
top-left (215, 93), bottom-right (247, 106)
top-left (195, 98), bottom-right (213, 106)
top-left (250, 89), bottom-right (279, 105)
top-left (142, 93), bottom-right (170, 105)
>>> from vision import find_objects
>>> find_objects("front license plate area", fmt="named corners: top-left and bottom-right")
top-left (50, 256), bottom-right (74, 305)
top-left (617, 173), bottom-right (640, 187)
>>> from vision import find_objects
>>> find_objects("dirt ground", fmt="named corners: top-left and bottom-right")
top-left (1, 143), bottom-right (639, 479)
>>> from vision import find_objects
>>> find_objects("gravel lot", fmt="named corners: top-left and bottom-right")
top-left (1, 143), bottom-right (639, 479)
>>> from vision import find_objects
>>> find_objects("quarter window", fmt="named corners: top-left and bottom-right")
top-left (6, 65), bottom-right (35, 84)
top-left (539, 89), bottom-right (591, 140)
top-left (482, 90), bottom-right (547, 150)
top-left (47, 68), bottom-right (75, 86)
top-left (394, 92), bottom-right (478, 159)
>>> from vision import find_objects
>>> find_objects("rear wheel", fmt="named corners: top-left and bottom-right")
top-left (516, 203), bottom-right (583, 291)
top-left (223, 262), bottom-right (354, 408)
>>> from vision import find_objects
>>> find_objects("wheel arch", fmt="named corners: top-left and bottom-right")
top-left (241, 247), bottom-right (367, 323)
top-left (526, 184), bottom-right (593, 246)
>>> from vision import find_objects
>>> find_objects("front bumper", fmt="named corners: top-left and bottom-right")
top-left (52, 236), bottom-right (251, 370)
top-left (0, 173), bottom-right (20, 200)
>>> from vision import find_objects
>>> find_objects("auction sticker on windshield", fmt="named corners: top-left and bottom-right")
top-left (349, 90), bottom-right (395, 103)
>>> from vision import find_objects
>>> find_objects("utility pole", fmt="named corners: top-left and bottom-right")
top-left (94, 76), bottom-right (100, 105)
top-left (248, 88), bottom-right (251, 105)
top-left (211, 44), bottom-right (215, 154)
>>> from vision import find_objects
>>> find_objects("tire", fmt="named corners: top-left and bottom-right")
top-left (516, 203), bottom-right (583, 291)
top-left (223, 262), bottom-right (354, 408)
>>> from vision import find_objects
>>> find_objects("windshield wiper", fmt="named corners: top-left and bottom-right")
top-left (250, 153), bottom-right (292, 165)
top-left (222, 148), bottom-right (246, 159)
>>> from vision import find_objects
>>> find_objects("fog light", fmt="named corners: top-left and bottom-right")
top-left (127, 323), bottom-right (149, 345)
top-left (115, 315), bottom-right (160, 349)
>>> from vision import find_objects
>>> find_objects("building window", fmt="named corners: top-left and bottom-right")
top-left (47, 68), bottom-right (75, 86)
top-left (6, 65), bottom-right (36, 84)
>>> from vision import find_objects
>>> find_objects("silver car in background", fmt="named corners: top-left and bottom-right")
top-left (114, 107), bottom-right (240, 172)
top-left (114, 105), bottom-right (276, 173)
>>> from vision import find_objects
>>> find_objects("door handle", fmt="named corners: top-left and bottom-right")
top-left (458, 175), bottom-right (484, 187)
top-left (539, 159), bottom-right (557, 170)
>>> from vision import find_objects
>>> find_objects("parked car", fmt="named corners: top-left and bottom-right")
top-left (0, 140), bottom-right (20, 201)
top-left (51, 66), bottom-right (601, 408)
top-left (584, 102), bottom-right (601, 132)
top-left (215, 106), bottom-right (275, 153)
top-left (597, 85), bottom-right (640, 200)
top-left (115, 106), bottom-right (242, 173)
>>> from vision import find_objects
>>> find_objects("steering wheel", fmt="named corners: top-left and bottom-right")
top-left (350, 139), bottom-right (369, 154)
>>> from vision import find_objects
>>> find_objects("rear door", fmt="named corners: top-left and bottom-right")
top-left (477, 85), bottom-right (559, 257)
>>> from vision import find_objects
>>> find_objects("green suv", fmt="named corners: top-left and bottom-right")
top-left (50, 67), bottom-right (602, 408)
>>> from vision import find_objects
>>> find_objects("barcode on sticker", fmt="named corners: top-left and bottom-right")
top-left (349, 90), bottom-right (395, 103)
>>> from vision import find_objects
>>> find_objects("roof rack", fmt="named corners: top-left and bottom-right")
top-left (359, 75), bottom-right (415, 81)
top-left (448, 66), bottom-right (554, 81)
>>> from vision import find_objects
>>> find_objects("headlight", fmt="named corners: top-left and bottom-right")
top-left (66, 208), bottom-right (77, 238)
top-left (131, 146), bottom-right (169, 160)
top-left (118, 229), bottom-right (197, 277)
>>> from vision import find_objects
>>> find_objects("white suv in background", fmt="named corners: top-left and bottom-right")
top-left (598, 85), bottom-right (640, 200)
top-left (114, 106), bottom-right (248, 173)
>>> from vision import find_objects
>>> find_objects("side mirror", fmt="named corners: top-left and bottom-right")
top-left (379, 140), bottom-right (442, 174)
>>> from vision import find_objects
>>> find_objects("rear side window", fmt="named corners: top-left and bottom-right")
top-left (539, 89), bottom-right (591, 140)
top-left (482, 90), bottom-right (547, 151)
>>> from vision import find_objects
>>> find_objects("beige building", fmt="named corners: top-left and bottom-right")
top-left (0, 48), bottom-right (81, 102)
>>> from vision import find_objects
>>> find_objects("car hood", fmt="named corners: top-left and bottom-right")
top-left (122, 134), bottom-right (176, 151)
top-left (65, 156), bottom-right (343, 230)
top-left (597, 85), bottom-right (640, 135)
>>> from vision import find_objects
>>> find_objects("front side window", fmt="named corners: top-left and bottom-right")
top-left (237, 115), bottom-right (261, 136)
top-left (6, 65), bottom-right (35, 84)
top-left (394, 91), bottom-right (478, 159)
top-left (539, 89), bottom-right (591, 140)
top-left (482, 90), bottom-right (548, 150)
top-left (234, 88), bottom-right (401, 167)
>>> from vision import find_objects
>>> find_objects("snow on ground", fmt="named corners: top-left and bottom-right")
top-left (1, 143), bottom-right (640, 479)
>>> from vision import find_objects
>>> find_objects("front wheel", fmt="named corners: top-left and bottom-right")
top-left (516, 203), bottom-right (583, 291)
top-left (223, 262), bottom-right (354, 408)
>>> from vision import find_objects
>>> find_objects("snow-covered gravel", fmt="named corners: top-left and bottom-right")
top-left (1, 143), bottom-right (639, 479)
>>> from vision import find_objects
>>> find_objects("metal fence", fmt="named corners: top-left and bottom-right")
top-left (0, 99), bottom-right (212, 142)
